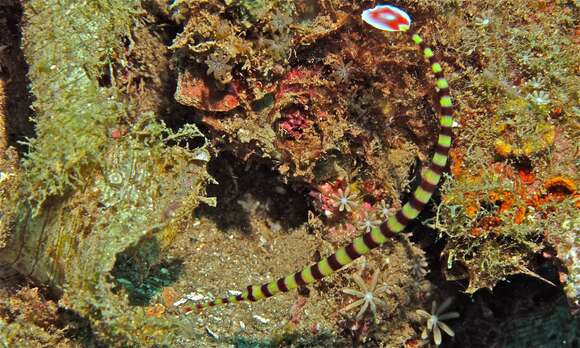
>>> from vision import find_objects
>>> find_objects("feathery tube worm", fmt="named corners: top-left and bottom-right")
top-left (193, 4), bottom-right (454, 311)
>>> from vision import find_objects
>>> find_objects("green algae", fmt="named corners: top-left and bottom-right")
top-left (1, 115), bottom-right (211, 346)
top-left (0, 1), bottom-right (214, 346)
top-left (21, 0), bottom-right (140, 210)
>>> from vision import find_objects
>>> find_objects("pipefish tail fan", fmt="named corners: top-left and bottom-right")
top-left (191, 4), bottom-right (454, 311)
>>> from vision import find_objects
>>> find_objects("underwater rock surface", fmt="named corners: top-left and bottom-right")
top-left (0, 0), bottom-right (578, 346)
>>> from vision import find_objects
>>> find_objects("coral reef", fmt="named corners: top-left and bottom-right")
top-left (0, 0), bottom-right (577, 346)
top-left (168, 0), bottom-right (423, 190)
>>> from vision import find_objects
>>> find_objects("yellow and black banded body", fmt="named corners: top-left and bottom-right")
top-left (194, 8), bottom-right (455, 311)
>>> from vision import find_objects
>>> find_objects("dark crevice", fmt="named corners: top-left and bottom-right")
top-left (0, 2), bottom-right (35, 152)
top-left (452, 270), bottom-right (575, 348)
top-left (56, 308), bottom-right (102, 347)
top-left (111, 237), bottom-right (184, 306)
top-left (140, 0), bottom-right (181, 46)
top-left (124, 1), bottom-right (200, 133)
top-left (197, 151), bottom-right (311, 234)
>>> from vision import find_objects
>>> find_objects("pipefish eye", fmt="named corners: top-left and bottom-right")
top-left (361, 5), bottom-right (412, 32)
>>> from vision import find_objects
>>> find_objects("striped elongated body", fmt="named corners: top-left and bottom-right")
top-left (194, 5), bottom-right (454, 311)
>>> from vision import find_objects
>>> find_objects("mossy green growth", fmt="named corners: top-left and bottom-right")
top-left (59, 115), bottom-right (212, 345)
top-left (236, 0), bottom-right (272, 24)
top-left (493, 97), bottom-right (556, 159)
top-left (5, 2), bottom-right (216, 344)
top-left (1, 114), bottom-right (213, 345)
top-left (170, 0), bottom-right (296, 81)
top-left (429, 167), bottom-right (578, 293)
top-left (21, 0), bottom-right (141, 210)
top-left (64, 112), bottom-right (211, 288)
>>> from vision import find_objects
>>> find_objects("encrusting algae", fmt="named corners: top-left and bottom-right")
top-left (0, 0), bottom-right (578, 346)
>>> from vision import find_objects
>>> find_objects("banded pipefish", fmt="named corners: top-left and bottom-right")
top-left (192, 4), bottom-right (455, 311)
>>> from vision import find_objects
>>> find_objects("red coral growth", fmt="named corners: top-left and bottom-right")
top-left (465, 171), bottom-right (578, 237)
top-left (310, 179), bottom-right (349, 217)
top-left (525, 176), bottom-right (579, 208)
top-left (488, 190), bottom-right (516, 214)
top-left (275, 67), bottom-right (321, 104)
top-left (279, 108), bottom-right (309, 139)
top-left (544, 176), bottom-right (576, 195)
top-left (175, 68), bottom-right (240, 112)
top-left (449, 148), bottom-right (464, 178)
top-left (517, 168), bottom-right (535, 184)
top-left (470, 216), bottom-right (502, 237)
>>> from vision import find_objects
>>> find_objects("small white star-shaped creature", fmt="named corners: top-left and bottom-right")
top-left (416, 297), bottom-right (460, 346)
top-left (341, 269), bottom-right (389, 320)
top-left (332, 186), bottom-right (359, 212)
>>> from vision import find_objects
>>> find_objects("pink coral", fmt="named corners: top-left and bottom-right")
top-left (280, 109), bottom-right (309, 139)
top-left (309, 180), bottom-right (347, 217)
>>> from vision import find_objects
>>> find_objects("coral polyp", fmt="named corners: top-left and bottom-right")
top-left (341, 269), bottom-right (389, 320)
top-left (332, 186), bottom-right (359, 213)
top-left (416, 298), bottom-right (460, 346)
